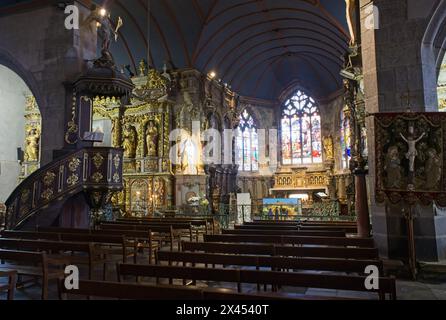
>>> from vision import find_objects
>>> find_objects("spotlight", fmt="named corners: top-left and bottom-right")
top-left (208, 71), bottom-right (216, 79)
top-left (340, 69), bottom-right (357, 81)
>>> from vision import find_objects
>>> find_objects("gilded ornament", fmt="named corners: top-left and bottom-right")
top-left (68, 158), bottom-right (81, 172)
top-left (43, 171), bottom-right (56, 187)
top-left (21, 189), bottom-right (31, 204)
top-left (92, 153), bottom-right (104, 169)
top-left (67, 174), bottom-right (80, 186)
top-left (92, 172), bottom-right (104, 183)
top-left (41, 189), bottom-right (54, 201)
top-left (113, 154), bottom-right (121, 169)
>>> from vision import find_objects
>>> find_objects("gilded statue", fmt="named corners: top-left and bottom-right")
top-left (384, 146), bottom-right (402, 189)
top-left (323, 136), bottom-right (334, 161)
top-left (345, 0), bottom-right (357, 46)
top-left (24, 128), bottom-right (40, 162)
top-left (122, 124), bottom-right (137, 158)
top-left (425, 148), bottom-right (441, 190)
top-left (145, 121), bottom-right (159, 157)
top-left (139, 59), bottom-right (147, 76)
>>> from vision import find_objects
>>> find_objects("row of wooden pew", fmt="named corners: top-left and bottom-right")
top-left (0, 218), bottom-right (397, 300)
top-left (0, 217), bottom-right (212, 299)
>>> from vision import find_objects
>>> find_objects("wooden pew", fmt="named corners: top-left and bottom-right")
top-left (36, 228), bottom-right (158, 264)
top-left (239, 223), bottom-right (356, 232)
top-left (100, 224), bottom-right (178, 251)
top-left (238, 269), bottom-right (396, 300)
top-left (117, 217), bottom-right (211, 237)
top-left (275, 246), bottom-right (379, 260)
top-left (2, 230), bottom-right (134, 264)
top-left (206, 234), bottom-right (375, 248)
top-left (59, 279), bottom-right (203, 300)
top-left (183, 241), bottom-right (276, 256)
top-left (235, 224), bottom-right (298, 230)
top-left (0, 270), bottom-right (17, 300)
top-left (249, 220), bottom-right (356, 226)
top-left (0, 238), bottom-right (108, 280)
top-left (298, 225), bottom-right (357, 233)
top-left (58, 279), bottom-right (322, 300)
top-left (300, 221), bottom-right (357, 226)
top-left (100, 222), bottom-right (193, 249)
top-left (233, 225), bottom-right (346, 237)
top-left (221, 229), bottom-right (346, 238)
top-left (155, 251), bottom-right (384, 274)
top-left (182, 242), bottom-right (379, 260)
top-left (247, 221), bottom-right (299, 226)
top-left (0, 249), bottom-right (65, 299)
top-left (117, 264), bottom-right (396, 300)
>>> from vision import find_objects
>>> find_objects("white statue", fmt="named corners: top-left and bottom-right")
top-left (400, 126), bottom-right (425, 173)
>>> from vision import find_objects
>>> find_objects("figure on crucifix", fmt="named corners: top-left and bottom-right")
top-left (400, 126), bottom-right (425, 173)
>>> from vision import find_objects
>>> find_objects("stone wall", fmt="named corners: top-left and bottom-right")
top-left (0, 65), bottom-right (28, 202)
top-left (361, 0), bottom-right (446, 261)
top-left (0, 1), bottom-right (96, 165)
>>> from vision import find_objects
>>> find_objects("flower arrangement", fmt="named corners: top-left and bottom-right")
top-left (186, 194), bottom-right (210, 214)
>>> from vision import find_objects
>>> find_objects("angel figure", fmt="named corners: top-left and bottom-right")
top-left (345, 0), bottom-right (357, 46)
top-left (84, 5), bottom-right (123, 54)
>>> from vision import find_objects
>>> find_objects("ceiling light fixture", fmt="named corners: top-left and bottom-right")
top-left (208, 71), bottom-right (216, 79)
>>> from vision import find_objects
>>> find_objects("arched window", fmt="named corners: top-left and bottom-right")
top-left (438, 55), bottom-right (446, 111)
top-left (281, 90), bottom-right (322, 165)
top-left (340, 107), bottom-right (352, 169)
top-left (236, 110), bottom-right (259, 171)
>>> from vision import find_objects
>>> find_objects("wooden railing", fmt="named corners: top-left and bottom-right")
top-left (5, 147), bottom-right (123, 230)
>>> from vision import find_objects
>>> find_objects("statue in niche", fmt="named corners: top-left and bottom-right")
top-left (384, 146), bottom-right (402, 189)
top-left (24, 127), bottom-right (40, 162)
top-left (122, 124), bottom-right (137, 159)
top-left (400, 126), bottom-right (425, 173)
top-left (323, 136), bottom-right (334, 161)
top-left (145, 121), bottom-right (159, 157)
top-left (153, 179), bottom-right (165, 208)
top-left (180, 138), bottom-right (198, 175)
top-left (424, 148), bottom-right (441, 190)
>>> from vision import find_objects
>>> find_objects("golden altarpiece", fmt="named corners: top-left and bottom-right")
top-left (92, 67), bottom-right (173, 216)
top-left (20, 95), bottom-right (41, 182)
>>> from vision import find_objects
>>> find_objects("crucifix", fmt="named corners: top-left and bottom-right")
top-left (400, 88), bottom-right (417, 112)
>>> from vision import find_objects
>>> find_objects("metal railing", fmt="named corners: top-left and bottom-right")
top-left (110, 202), bottom-right (356, 231)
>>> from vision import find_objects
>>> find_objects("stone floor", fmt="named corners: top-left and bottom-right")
top-left (1, 260), bottom-right (446, 300)
top-left (1, 239), bottom-right (446, 301)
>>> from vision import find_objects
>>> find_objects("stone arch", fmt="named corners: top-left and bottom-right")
top-left (0, 47), bottom-right (45, 112)
top-left (0, 62), bottom-right (42, 203)
top-left (421, 0), bottom-right (446, 110)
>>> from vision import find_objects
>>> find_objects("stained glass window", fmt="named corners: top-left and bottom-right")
top-left (340, 108), bottom-right (352, 169)
top-left (236, 110), bottom-right (259, 171)
top-left (281, 90), bottom-right (322, 165)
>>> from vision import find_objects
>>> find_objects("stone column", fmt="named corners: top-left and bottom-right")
top-left (360, 0), bottom-right (446, 260)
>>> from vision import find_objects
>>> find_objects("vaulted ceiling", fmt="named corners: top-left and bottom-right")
top-left (1, 0), bottom-right (350, 101)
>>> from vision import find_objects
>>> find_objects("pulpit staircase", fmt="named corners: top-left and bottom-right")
top-left (4, 147), bottom-right (123, 230)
